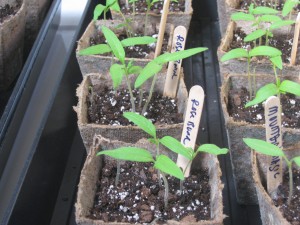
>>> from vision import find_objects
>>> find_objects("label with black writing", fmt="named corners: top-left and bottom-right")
top-left (163, 26), bottom-right (187, 98)
top-left (265, 96), bottom-right (282, 195)
top-left (177, 85), bottom-right (204, 177)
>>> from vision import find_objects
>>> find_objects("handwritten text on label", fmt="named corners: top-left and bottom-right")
top-left (172, 35), bottom-right (185, 79)
top-left (183, 99), bottom-right (199, 145)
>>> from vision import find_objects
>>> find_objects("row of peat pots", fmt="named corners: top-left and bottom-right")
top-left (73, 0), bottom-right (228, 225)
top-left (217, 0), bottom-right (300, 224)
top-left (0, 0), bottom-right (51, 92)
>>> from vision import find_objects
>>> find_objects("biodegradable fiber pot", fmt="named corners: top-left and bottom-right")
top-left (0, 0), bottom-right (26, 91)
top-left (76, 20), bottom-right (173, 76)
top-left (252, 145), bottom-right (300, 225)
top-left (220, 74), bottom-right (300, 205)
top-left (74, 70), bottom-right (188, 153)
top-left (218, 21), bottom-right (300, 81)
top-left (111, 0), bottom-right (193, 31)
top-left (75, 135), bottom-right (225, 225)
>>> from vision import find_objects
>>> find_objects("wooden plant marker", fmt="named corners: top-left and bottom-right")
top-left (177, 85), bottom-right (205, 177)
top-left (265, 96), bottom-right (282, 195)
top-left (163, 26), bottom-right (187, 98)
top-left (290, 12), bottom-right (300, 66)
top-left (154, 0), bottom-right (171, 57)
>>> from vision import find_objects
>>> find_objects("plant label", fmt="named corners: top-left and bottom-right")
top-left (177, 85), bottom-right (204, 177)
top-left (154, 0), bottom-right (171, 57)
top-left (163, 26), bottom-right (187, 98)
top-left (265, 96), bottom-right (282, 195)
top-left (290, 12), bottom-right (300, 66)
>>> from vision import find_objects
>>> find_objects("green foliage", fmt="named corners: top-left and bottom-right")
top-left (221, 48), bottom-right (249, 61)
top-left (121, 36), bottom-right (157, 47)
top-left (159, 136), bottom-right (193, 160)
top-left (252, 6), bottom-right (278, 15)
top-left (270, 55), bottom-right (283, 70)
top-left (93, 0), bottom-right (120, 20)
top-left (282, 0), bottom-right (300, 17)
top-left (249, 46), bottom-right (282, 57)
top-left (279, 80), bottom-right (300, 96)
top-left (244, 29), bottom-right (266, 42)
top-left (231, 12), bottom-right (255, 21)
top-left (154, 155), bottom-right (184, 180)
top-left (293, 156), bottom-right (300, 167)
top-left (269, 20), bottom-right (295, 30)
top-left (79, 44), bottom-right (112, 55)
top-left (110, 64), bottom-right (125, 89)
top-left (197, 144), bottom-right (229, 155)
top-left (243, 138), bottom-right (284, 156)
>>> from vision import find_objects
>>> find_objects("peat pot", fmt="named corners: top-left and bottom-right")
top-left (75, 135), bottom-right (225, 225)
top-left (111, 0), bottom-right (193, 31)
top-left (76, 20), bottom-right (173, 76)
top-left (218, 21), bottom-right (300, 81)
top-left (74, 70), bottom-right (188, 153)
top-left (252, 145), bottom-right (300, 225)
top-left (220, 74), bottom-right (300, 204)
top-left (0, 0), bottom-right (26, 91)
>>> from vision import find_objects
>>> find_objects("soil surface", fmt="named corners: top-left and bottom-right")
top-left (90, 32), bottom-right (169, 59)
top-left (238, 0), bottom-right (300, 11)
top-left (89, 161), bottom-right (210, 223)
top-left (230, 27), bottom-right (294, 64)
top-left (119, 0), bottom-right (185, 14)
top-left (273, 168), bottom-right (300, 224)
top-left (228, 87), bottom-right (300, 128)
top-left (87, 86), bottom-right (183, 125)
top-left (0, 3), bottom-right (21, 23)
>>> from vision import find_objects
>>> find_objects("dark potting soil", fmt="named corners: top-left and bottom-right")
top-left (238, 0), bottom-right (300, 11)
top-left (119, 0), bottom-right (185, 15)
top-left (87, 86), bottom-right (183, 125)
top-left (230, 27), bottom-right (294, 64)
top-left (89, 161), bottom-right (210, 223)
top-left (0, 3), bottom-right (21, 23)
top-left (228, 87), bottom-right (300, 128)
top-left (273, 169), bottom-right (300, 224)
top-left (90, 32), bottom-right (169, 59)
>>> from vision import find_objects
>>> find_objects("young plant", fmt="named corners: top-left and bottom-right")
top-left (94, 0), bottom-right (121, 21)
top-left (282, 0), bottom-right (300, 18)
top-left (243, 138), bottom-right (300, 205)
top-left (220, 45), bottom-right (282, 99)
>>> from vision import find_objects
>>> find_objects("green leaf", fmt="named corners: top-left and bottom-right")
top-left (243, 138), bottom-right (284, 157)
top-left (159, 136), bottom-right (193, 160)
top-left (260, 15), bottom-right (282, 22)
top-left (121, 36), bottom-right (157, 47)
top-left (79, 44), bottom-right (112, 55)
top-left (270, 55), bottom-right (283, 70)
top-left (134, 61), bottom-right (162, 88)
top-left (110, 64), bottom-right (125, 89)
top-left (244, 29), bottom-right (266, 42)
top-left (279, 80), bottom-right (300, 96)
top-left (97, 147), bottom-right (154, 162)
top-left (197, 144), bottom-right (229, 155)
top-left (270, 20), bottom-right (295, 30)
top-left (245, 83), bottom-right (279, 107)
top-left (220, 48), bottom-right (249, 62)
top-left (123, 112), bottom-right (156, 138)
top-left (107, 0), bottom-right (120, 12)
top-left (231, 12), bottom-right (255, 21)
top-left (282, 0), bottom-right (298, 17)
top-left (128, 65), bottom-right (142, 74)
top-left (154, 155), bottom-right (184, 180)
top-left (154, 47), bottom-right (208, 64)
top-left (252, 6), bottom-right (278, 15)
top-left (249, 46), bottom-right (282, 57)
top-left (292, 156), bottom-right (300, 167)
top-left (102, 26), bottom-right (125, 64)
top-left (93, 4), bottom-right (106, 20)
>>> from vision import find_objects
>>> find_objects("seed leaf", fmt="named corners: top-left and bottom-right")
top-left (243, 138), bottom-right (284, 156)
top-left (292, 156), bottom-right (300, 167)
top-left (121, 36), bottom-right (157, 47)
top-left (159, 136), bottom-right (193, 160)
top-left (220, 48), bottom-right (249, 62)
top-left (128, 65), bottom-right (142, 74)
top-left (260, 15), bottom-right (282, 22)
top-left (245, 83), bottom-right (279, 107)
top-left (97, 147), bottom-right (154, 162)
top-left (102, 26), bottom-right (125, 64)
top-left (279, 80), bottom-right (300, 97)
top-left (154, 155), bottom-right (184, 180)
top-left (249, 46), bottom-right (282, 57)
top-left (154, 48), bottom-right (208, 64)
top-left (282, 0), bottom-right (298, 17)
top-left (79, 44), bottom-right (112, 55)
top-left (110, 64), bottom-right (125, 89)
top-left (270, 20), bottom-right (295, 30)
top-left (231, 12), bottom-right (255, 21)
top-left (134, 61), bottom-right (162, 88)
top-left (123, 112), bottom-right (156, 138)
top-left (108, 0), bottom-right (121, 12)
top-left (270, 55), bottom-right (283, 70)
top-left (252, 6), bottom-right (278, 15)
top-left (93, 4), bottom-right (106, 20)
top-left (244, 29), bottom-right (266, 42)
top-left (197, 144), bottom-right (229, 155)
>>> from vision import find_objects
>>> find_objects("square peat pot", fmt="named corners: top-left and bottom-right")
top-left (220, 74), bottom-right (300, 204)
